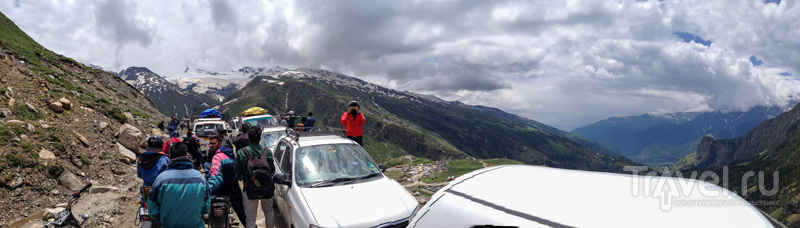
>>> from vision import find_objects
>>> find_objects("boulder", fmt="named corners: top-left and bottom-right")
top-left (25, 102), bottom-right (38, 114)
top-left (124, 112), bottom-right (134, 123)
top-left (8, 97), bottom-right (14, 106)
top-left (151, 128), bottom-right (161, 137)
top-left (3, 87), bottom-right (12, 99)
top-left (89, 185), bottom-right (118, 194)
top-left (99, 121), bottom-right (108, 130)
top-left (58, 97), bottom-right (72, 110)
top-left (57, 172), bottom-right (83, 191)
top-left (99, 151), bottom-right (114, 160)
top-left (8, 176), bottom-right (24, 189)
top-left (73, 131), bottom-right (90, 147)
top-left (42, 208), bottom-right (63, 220)
top-left (20, 134), bottom-right (27, 140)
top-left (117, 124), bottom-right (143, 151)
top-left (48, 102), bottom-right (64, 113)
top-left (27, 123), bottom-right (35, 133)
top-left (39, 149), bottom-right (56, 159)
top-left (7, 119), bottom-right (23, 124)
top-left (41, 123), bottom-right (50, 129)
top-left (0, 108), bottom-right (10, 118)
top-left (117, 143), bottom-right (137, 164)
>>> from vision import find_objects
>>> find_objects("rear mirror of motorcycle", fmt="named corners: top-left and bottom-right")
top-left (81, 213), bottom-right (89, 221)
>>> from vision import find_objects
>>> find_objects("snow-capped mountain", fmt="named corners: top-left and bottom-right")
top-left (117, 67), bottom-right (217, 118)
top-left (168, 66), bottom-right (289, 101)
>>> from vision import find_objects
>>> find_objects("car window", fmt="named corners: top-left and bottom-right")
top-left (260, 131), bottom-right (286, 151)
top-left (275, 140), bottom-right (287, 164)
top-left (280, 144), bottom-right (292, 174)
top-left (244, 117), bottom-right (277, 128)
top-left (195, 123), bottom-right (223, 137)
top-left (294, 143), bottom-right (381, 187)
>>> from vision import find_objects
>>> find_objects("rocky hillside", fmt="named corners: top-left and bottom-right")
top-left (118, 66), bottom-right (217, 118)
top-left (572, 106), bottom-right (789, 166)
top-left (0, 11), bottom-right (167, 227)
top-left (676, 103), bottom-right (800, 226)
top-left (220, 69), bottom-right (638, 172)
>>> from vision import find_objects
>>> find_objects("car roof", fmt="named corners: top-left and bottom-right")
top-left (411, 165), bottom-right (778, 228)
top-left (261, 126), bottom-right (287, 133)
top-left (283, 134), bottom-right (354, 148)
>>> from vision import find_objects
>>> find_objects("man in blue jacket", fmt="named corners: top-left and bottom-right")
top-left (137, 135), bottom-right (169, 187)
top-left (207, 135), bottom-right (246, 224)
top-left (148, 142), bottom-right (210, 228)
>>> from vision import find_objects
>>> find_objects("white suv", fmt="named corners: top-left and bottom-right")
top-left (271, 129), bottom-right (418, 228)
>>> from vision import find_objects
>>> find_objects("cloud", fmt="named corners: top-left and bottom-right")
top-left (2, 0), bottom-right (800, 130)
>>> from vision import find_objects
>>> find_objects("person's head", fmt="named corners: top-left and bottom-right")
top-left (169, 142), bottom-right (188, 159)
top-left (241, 123), bottom-right (251, 135)
top-left (171, 116), bottom-right (177, 121)
top-left (348, 100), bottom-right (360, 113)
top-left (301, 116), bottom-right (308, 123)
top-left (296, 123), bottom-right (305, 131)
top-left (217, 128), bottom-right (227, 137)
top-left (308, 112), bottom-right (313, 117)
top-left (288, 110), bottom-right (295, 116)
top-left (209, 135), bottom-right (222, 152)
top-left (248, 126), bottom-right (262, 143)
top-left (186, 131), bottom-right (193, 137)
top-left (146, 135), bottom-right (164, 151)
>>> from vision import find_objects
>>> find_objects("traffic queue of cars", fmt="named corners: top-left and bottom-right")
top-left (189, 107), bottom-right (785, 228)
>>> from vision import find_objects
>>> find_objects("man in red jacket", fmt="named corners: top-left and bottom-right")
top-left (341, 100), bottom-right (366, 146)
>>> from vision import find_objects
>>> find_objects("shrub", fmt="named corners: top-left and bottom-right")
top-left (15, 103), bottom-right (41, 120)
top-left (47, 165), bottom-right (64, 179)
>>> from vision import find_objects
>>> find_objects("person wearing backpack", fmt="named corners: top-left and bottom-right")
top-left (234, 127), bottom-right (275, 228)
top-left (183, 131), bottom-right (203, 169)
top-left (162, 131), bottom-right (183, 156)
top-left (207, 135), bottom-right (247, 224)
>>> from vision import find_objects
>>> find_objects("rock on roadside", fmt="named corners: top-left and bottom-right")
top-left (48, 101), bottom-right (64, 113)
top-left (89, 185), bottom-right (118, 194)
top-left (42, 208), bottom-right (64, 220)
top-left (59, 97), bottom-right (72, 110)
top-left (117, 143), bottom-right (137, 164)
top-left (117, 124), bottom-right (143, 151)
top-left (58, 172), bottom-right (83, 191)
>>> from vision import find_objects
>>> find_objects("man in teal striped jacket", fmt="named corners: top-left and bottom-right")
top-left (148, 142), bottom-right (210, 228)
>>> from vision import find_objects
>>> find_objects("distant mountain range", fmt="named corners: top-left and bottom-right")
top-left (677, 103), bottom-right (800, 225)
top-left (117, 67), bottom-right (217, 118)
top-left (219, 68), bottom-right (638, 172)
top-left (572, 106), bottom-right (792, 166)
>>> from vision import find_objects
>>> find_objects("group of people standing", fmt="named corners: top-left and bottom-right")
top-left (136, 100), bottom-right (367, 228)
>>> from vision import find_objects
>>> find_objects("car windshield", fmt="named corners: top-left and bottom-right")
top-left (244, 117), bottom-right (276, 128)
top-left (260, 131), bottom-right (286, 149)
top-left (295, 144), bottom-right (381, 187)
top-left (195, 123), bottom-right (223, 137)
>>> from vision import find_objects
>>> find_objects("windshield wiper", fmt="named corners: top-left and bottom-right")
top-left (310, 177), bottom-right (358, 188)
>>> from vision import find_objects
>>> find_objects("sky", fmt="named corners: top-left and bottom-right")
top-left (2, 0), bottom-right (800, 130)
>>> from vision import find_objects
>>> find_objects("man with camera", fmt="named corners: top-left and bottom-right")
top-left (341, 100), bottom-right (366, 146)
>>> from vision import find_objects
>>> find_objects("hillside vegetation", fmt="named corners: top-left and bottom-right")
top-left (0, 11), bottom-right (166, 227)
top-left (221, 70), bottom-right (638, 172)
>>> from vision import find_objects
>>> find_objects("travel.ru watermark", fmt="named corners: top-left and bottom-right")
top-left (623, 166), bottom-right (779, 211)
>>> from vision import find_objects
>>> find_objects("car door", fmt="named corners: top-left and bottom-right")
top-left (274, 140), bottom-right (293, 224)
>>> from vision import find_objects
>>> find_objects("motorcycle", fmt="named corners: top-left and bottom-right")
top-left (45, 183), bottom-right (92, 228)
top-left (135, 186), bottom-right (160, 228)
top-left (204, 195), bottom-right (238, 228)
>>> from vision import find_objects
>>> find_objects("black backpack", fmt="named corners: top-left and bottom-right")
top-left (241, 147), bottom-right (274, 199)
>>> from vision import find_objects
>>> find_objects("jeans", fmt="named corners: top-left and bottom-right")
top-left (242, 192), bottom-right (274, 228)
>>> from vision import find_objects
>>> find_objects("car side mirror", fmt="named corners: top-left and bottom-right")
top-left (273, 173), bottom-right (292, 187)
top-left (379, 164), bottom-right (386, 173)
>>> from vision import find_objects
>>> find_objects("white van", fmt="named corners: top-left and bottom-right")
top-left (193, 118), bottom-right (229, 152)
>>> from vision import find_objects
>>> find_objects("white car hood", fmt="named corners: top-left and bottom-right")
top-left (299, 177), bottom-right (416, 227)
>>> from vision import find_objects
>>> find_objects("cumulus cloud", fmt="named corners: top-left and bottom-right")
top-left (2, 0), bottom-right (800, 130)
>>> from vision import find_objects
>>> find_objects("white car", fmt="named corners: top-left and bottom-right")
top-left (271, 130), bottom-right (419, 228)
top-left (241, 114), bottom-right (278, 128)
top-left (192, 118), bottom-right (230, 152)
top-left (260, 126), bottom-right (287, 149)
top-left (408, 165), bottom-right (785, 228)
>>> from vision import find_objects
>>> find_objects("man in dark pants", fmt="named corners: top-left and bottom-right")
top-left (341, 100), bottom-right (366, 146)
top-left (183, 131), bottom-right (203, 169)
top-left (207, 135), bottom-right (247, 224)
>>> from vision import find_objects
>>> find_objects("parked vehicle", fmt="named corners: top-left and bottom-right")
top-left (260, 126), bottom-right (287, 150)
top-left (407, 165), bottom-right (786, 228)
top-left (271, 128), bottom-right (418, 228)
top-left (203, 196), bottom-right (238, 228)
top-left (193, 118), bottom-right (230, 152)
top-left (135, 186), bottom-right (159, 228)
top-left (45, 183), bottom-right (92, 228)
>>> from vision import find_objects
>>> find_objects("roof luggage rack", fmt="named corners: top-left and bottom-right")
top-left (285, 126), bottom-right (347, 142)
